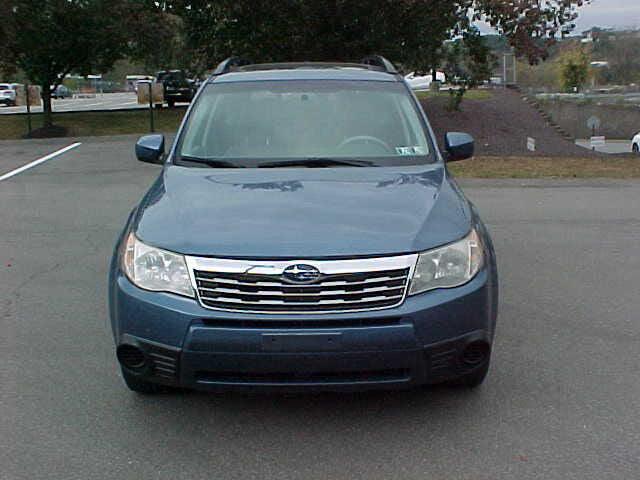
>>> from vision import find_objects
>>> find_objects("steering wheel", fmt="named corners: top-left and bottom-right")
top-left (337, 135), bottom-right (393, 154)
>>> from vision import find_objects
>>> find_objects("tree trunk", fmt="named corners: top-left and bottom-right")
top-left (41, 86), bottom-right (53, 128)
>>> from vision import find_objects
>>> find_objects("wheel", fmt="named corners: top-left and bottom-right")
top-left (167, 99), bottom-right (175, 109)
top-left (633, 143), bottom-right (639, 155)
top-left (450, 361), bottom-right (490, 388)
top-left (121, 368), bottom-right (164, 394)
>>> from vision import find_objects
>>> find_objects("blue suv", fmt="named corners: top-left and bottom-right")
top-left (109, 56), bottom-right (499, 394)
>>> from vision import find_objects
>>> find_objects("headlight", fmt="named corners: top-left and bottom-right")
top-left (122, 233), bottom-right (194, 298)
top-left (409, 229), bottom-right (483, 296)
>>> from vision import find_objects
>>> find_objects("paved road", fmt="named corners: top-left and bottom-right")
top-left (0, 92), bottom-right (190, 115)
top-left (2, 137), bottom-right (639, 479)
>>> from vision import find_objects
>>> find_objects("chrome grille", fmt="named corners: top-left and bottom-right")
top-left (187, 256), bottom-right (416, 314)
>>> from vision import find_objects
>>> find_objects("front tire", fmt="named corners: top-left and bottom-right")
top-left (167, 99), bottom-right (175, 109)
top-left (633, 144), bottom-right (639, 155)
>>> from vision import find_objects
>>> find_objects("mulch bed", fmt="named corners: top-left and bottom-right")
top-left (420, 88), bottom-right (602, 158)
top-left (24, 125), bottom-right (69, 139)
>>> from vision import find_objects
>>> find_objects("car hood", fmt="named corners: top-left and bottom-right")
top-left (133, 164), bottom-right (472, 258)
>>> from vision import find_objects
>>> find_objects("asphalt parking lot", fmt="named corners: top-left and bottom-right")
top-left (2, 137), bottom-right (639, 479)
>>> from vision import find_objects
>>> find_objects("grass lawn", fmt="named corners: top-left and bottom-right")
top-left (0, 108), bottom-right (185, 140)
top-left (415, 89), bottom-right (493, 101)
top-left (450, 156), bottom-right (640, 179)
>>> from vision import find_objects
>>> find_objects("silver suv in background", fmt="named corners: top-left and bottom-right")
top-left (0, 84), bottom-right (17, 106)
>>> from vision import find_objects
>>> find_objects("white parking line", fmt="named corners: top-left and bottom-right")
top-left (0, 142), bottom-right (82, 182)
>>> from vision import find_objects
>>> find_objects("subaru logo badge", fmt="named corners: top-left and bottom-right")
top-left (282, 264), bottom-right (321, 284)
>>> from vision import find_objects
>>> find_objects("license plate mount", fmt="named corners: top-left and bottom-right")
top-left (262, 332), bottom-right (343, 352)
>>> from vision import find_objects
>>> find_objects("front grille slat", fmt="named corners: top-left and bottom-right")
top-left (193, 265), bottom-right (411, 314)
top-left (197, 274), bottom-right (407, 289)
top-left (199, 294), bottom-right (405, 306)
top-left (200, 284), bottom-right (405, 297)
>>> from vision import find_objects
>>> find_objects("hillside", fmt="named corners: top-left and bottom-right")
top-left (420, 88), bottom-right (598, 157)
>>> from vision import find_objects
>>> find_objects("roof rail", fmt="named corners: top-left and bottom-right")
top-left (209, 56), bottom-right (399, 78)
top-left (236, 62), bottom-right (378, 72)
top-left (212, 57), bottom-right (253, 76)
top-left (360, 55), bottom-right (398, 74)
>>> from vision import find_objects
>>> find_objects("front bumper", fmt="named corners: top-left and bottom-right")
top-left (164, 89), bottom-right (192, 101)
top-left (110, 268), bottom-right (497, 392)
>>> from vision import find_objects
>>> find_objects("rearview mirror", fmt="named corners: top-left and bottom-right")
top-left (135, 134), bottom-right (165, 164)
top-left (445, 132), bottom-right (474, 162)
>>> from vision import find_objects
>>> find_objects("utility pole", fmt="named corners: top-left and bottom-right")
top-left (148, 82), bottom-right (155, 133)
top-left (25, 85), bottom-right (32, 137)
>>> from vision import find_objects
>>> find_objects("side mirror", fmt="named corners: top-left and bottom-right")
top-left (445, 132), bottom-right (474, 162)
top-left (135, 134), bottom-right (165, 164)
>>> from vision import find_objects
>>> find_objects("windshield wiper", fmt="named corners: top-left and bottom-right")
top-left (179, 155), bottom-right (244, 168)
top-left (258, 158), bottom-right (375, 168)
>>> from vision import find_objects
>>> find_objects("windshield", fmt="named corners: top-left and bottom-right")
top-left (176, 80), bottom-right (433, 167)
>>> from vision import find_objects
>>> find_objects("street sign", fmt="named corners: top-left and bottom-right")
top-left (15, 85), bottom-right (42, 107)
top-left (527, 137), bottom-right (536, 152)
top-left (137, 83), bottom-right (164, 104)
top-left (587, 116), bottom-right (601, 131)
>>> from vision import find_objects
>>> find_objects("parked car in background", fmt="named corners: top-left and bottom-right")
top-left (51, 85), bottom-right (72, 99)
top-left (156, 70), bottom-right (196, 108)
top-left (0, 83), bottom-right (17, 106)
top-left (405, 71), bottom-right (446, 90)
top-left (110, 57), bottom-right (499, 395)
top-left (135, 79), bottom-right (152, 92)
top-left (127, 75), bottom-right (154, 92)
top-left (632, 132), bottom-right (640, 155)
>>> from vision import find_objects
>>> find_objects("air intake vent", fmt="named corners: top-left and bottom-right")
top-left (196, 369), bottom-right (411, 385)
top-left (143, 342), bottom-right (181, 381)
top-left (201, 317), bottom-right (402, 329)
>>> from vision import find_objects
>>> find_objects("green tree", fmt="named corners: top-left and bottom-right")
top-left (559, 47), bottom-right (591, 92)
top-left (126, 1), bottom-right (190, 73)
top-left (476, 0), bottom-right (590, 64)
top-left (170, 0), bottom-right (589, 73)
top-left (0, 0), bottom-right (154, 129)
top-left (592, 31), bottom-right (640, 85)
top-left (443, 28), bottom-right (496, 110)
top-left (0, 0), bottom-right (592, 127)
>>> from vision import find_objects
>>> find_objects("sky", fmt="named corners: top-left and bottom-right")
top-left (477, 0), bottom-right (640, 34)
top-left (573, 0), bottom-right (640, 31)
